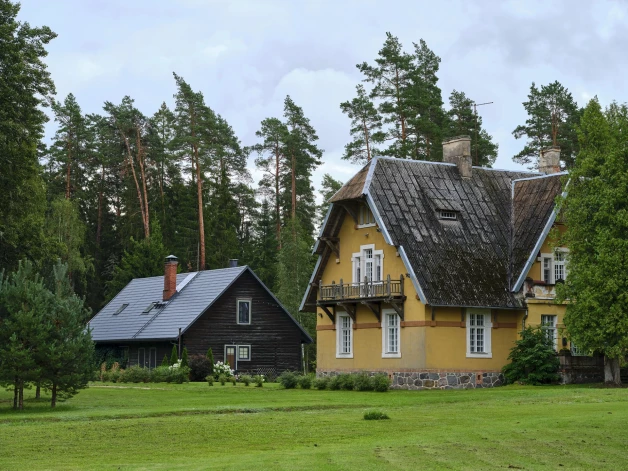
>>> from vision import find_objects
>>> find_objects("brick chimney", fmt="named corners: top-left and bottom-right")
top-left (163, 255), bottom-right (178, 301)
top-left (443, 136), bottom-right (472, 179)
top-left (539, 147), bottom-right (561, 174)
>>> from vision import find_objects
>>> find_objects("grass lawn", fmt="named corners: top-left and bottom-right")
top-left (0, 382), bottom-right (627, 470)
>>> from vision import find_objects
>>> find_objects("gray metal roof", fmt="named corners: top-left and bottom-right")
top-left (89, 266), bottom-right (312, 343)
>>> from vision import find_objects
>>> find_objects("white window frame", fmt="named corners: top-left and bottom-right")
top-left (138, 347), bottom-right (146, 367)
top-left (540, 249), bottom-right (569, 284)
top-left (237, 345), bottom-right (251, 361)
top-left (336, 312), bottom-right (353, 358)
top-left (381, 310), bottom-right (401, 358)
top-left (541, 314), bottom-right (558, 350)
top-left (351, 244), bottom-right (384, 284)
top-left (357, 204), bottom-right (376, 228)
top-left (466, 309), bottom-right (492, 358)
top-left (236, 298), bottom-right (252, 325)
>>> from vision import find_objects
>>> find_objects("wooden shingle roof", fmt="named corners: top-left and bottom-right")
top-left (301, 157), bottom-right (565, 310)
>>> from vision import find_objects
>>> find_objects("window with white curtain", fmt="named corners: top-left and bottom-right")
top-left (541, 314), bottom-right (557, 350)
top-left (540, 249), bottom-right (568, 284)
top-left (336, 313), bottom-right (353, 358)
top-left (352, 245), bottom-right (384, 285)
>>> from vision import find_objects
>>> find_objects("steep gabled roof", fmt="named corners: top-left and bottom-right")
top-left (301, 157), bottom-right (564, 310)
top-left (89, 266), bottom-right (312, 343)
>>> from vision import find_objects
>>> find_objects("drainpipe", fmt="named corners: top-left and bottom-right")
top-left (302, 344), bottom-right (306, 374)
top-left (522, 308), bottom-right (528, 331)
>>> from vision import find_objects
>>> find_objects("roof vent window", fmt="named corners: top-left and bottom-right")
top-left (142, 302), bottom-right (157, 314)
top-left (438, 210), bottom-right (458, 220)
top-left (113, 303), bottom-right (129, 316)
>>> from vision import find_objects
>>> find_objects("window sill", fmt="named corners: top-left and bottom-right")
top-left (335, 353), bottom-right (354, 359)
top-left (466, 353), bottom-right (492, 359)
top-left (356, 223), bottom-right (376, 229)
top-left (236, 322), bottom-right (251, 325)
top-left (382, 352), bottom-right (401, 358)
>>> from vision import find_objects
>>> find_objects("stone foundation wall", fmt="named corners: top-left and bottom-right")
top-left (317, 370), bottom-right (505, 390)
top-left (559, 351), bottom-right (604, 384)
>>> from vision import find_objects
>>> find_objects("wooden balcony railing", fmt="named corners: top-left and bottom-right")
top-left (318, 274), bottom-right (404, 301)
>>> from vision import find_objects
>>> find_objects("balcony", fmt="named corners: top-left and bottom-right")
top-left (317, 275), bottom-right (406, 322)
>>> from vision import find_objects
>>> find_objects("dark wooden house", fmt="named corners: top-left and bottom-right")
top-left (89, 257), bottom-right (312, 374)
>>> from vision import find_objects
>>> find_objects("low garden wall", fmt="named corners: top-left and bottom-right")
top-left (558, 351), bottom-right (604, 384)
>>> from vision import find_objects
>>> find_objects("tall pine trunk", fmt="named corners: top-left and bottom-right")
top-left (275, 143), bottom-right (282, 249)
top-left (291, 151), bottom-right (296, 220)
top-left (18, 382), bottom-right (23, 410)
top-left (604, 356), bottom-right (621, 385)
top-left (65, 136), bottom-right (72, 199)
top-left (13, 377), bottom-right (18, 410)
top-left (96, 164), bottom-right (105, 246)
top-left (122, 134), bottom-right (149, 238)
top-left (136, 127), bottom-right (150, 238)
top-left (194, 147), bottom-right (205, 270)
top-left (35, 384), bottom-right (40, 399)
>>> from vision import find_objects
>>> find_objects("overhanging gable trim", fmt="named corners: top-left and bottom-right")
top-left (398, 245), bottom-right (428, 304)
top-left (299, 255), bottom-right (322, 312)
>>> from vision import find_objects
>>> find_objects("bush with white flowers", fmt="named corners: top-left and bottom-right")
top-left (213, 361), bottom-right (234, 378)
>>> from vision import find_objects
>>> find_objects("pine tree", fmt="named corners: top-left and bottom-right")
top-left (249, 199), bottom-right (278, 290)
top-left (339, 84), bottom-right (385, 164)
top-left (206, 167), bottom-right (240, 269)
top-left (0, 0), bottom-right (56, 271)
top-left (357, 32), bottom-right (413, 159)
top-left (48, 93), bottom-right (89, 200)
top-left (404, 39), bottom-right (446, 161)
top-left (253, 117), bottom-right (289, 248)
top-left (282, 96), bottom-right (322, 238)
top-left (318, 174), bottom-right (343, 222)
top-left (445, 90), bottom-right (498, 167)
top-left (513, 81), bottom-right (581, 169)
top-left (170, 345), bottom-right (178, 366)
top-left (162, 354), bottom-right (169, 367)
top-left (556, 98), bottom-right (628, 385)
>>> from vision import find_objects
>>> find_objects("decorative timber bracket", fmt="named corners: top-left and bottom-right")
top-left (387, 299), bottom-right (404, 321)
top-left (336, 201), bottom-right (359, 224)
top-left (337, 302), bottom-right (357, 322)
top-left (361, 301), bottom-right (381, 322)
top-left (320, 237), bottom-right (339, 258)
top-left (320, 304), bottom-right (335, 324)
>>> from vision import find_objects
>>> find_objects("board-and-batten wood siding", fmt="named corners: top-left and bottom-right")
top-left (182, 270), bottom-right (304, 373)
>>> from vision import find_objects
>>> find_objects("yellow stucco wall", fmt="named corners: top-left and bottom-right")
top-left (316, 212), bottom-right (569, 373)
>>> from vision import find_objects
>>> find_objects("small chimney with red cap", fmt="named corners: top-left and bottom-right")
top-left (163, 255), bottom-right (178, 301)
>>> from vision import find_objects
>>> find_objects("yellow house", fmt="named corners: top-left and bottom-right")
top-left (300, 137), bottom-right (600, 389)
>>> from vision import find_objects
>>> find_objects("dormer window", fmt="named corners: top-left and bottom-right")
top-left (540, 249), bottom-right (569, 284)
top-left (358, 204), bottom-right (376, 227)
top-left (438, 210), bottom-right (458, 220)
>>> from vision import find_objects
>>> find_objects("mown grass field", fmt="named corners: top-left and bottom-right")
top-left (0, 382), bottom-right (627, 470)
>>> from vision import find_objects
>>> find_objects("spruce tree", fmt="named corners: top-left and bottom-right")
top-left (249, 199), bottom-right (278, 290)
top-left (556, 98), bottom-right (628, 385)
top-left (0, 0), bottom-right (55, 271)
top-left (170, 345), bottom-right (178, 366)
top-left (162, 354), bottom-right (169, 367)
top-left (206, 167), bottom-right (241, 269)
top-left (206, 347), bottom-right (214, 377)
top-left (318, 174), bottom-right (343, 221)
top-left (445, 90), bottom-right (498, 167)
top-left (339, 84), bottom-right (385, 164)
top-left (513, 81), bottom-right (580, 169)
top-left (181, 347), bottom-right (189, 368)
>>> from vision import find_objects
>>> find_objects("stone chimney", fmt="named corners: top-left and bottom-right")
top-left (163, 255), bottom-right (178, 301)
top-left (539, 147), bottom-right (561, 174)
top-left (443, 136), bottom-right (472, 178)
top-left (228, 259), bottom-right (239, 268)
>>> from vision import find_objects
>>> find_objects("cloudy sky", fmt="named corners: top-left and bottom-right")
top-left (20, 0), bottom-right (628, 195)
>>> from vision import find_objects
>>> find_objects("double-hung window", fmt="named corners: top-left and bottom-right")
top-left (466, 309), bottom-right (492, 358)
top-left (336, 313), bottom-right (353, 358)
top-left (541, 315), bottom-right (557, 350)
top-left (382, 311), bottom-right (401, 358)
top-left (541, 249), bottom-right (568, 283)
top-left (352, 245), bottom-right (384, 296)
top-left (237, 299), bottom-right (251, 324)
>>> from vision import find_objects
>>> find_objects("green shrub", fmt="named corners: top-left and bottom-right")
top-left (502, 326), bottom-right (560, 385)
top-left (170, 366), bottom-right (190, 384)
top-left (206, 375), bottom-right (214, 386)
top-left (110, 370), bottom-right (121, 383)
top-left (150, 366), bottom-right (170, 383)
top-left (213, 361), bottom-right (233, 379)
top-left (101, 370), bottom-right (110, 382)
top-left (181, 347), bottom-right (189, 368)
top-left (338, 373), bottom-right (355, 391)
top-left (218, 374), bottom-right (227, 385)
top-left (298, 374), bottom-right (313, 389)
top-left (328, 375), bottom-right (343, 390)
top-left (230, 376), bottom-right (237, 386)
top-left (253, 375), bottom-right (264, 387)
top-left (354, 372), bottom-right (374, 391)
top-left (188, 355), bottom-right (212, 382)
top-left (119, 366), bottom-right (150, 383)
top-left (161, 354), bottom-right (169, 367)
top-left (239, 374), bottom-right (252, 386)
top-left (278, 371), bottom-right (299, 389)
top-left (364, 410), bottom-right (390, 420)
top-left (170, 345), bottom-right (178, 366)
top-left (372, 374), bottom-right (391, 392)
top-left (313, 376), bottom-right (330, 390)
